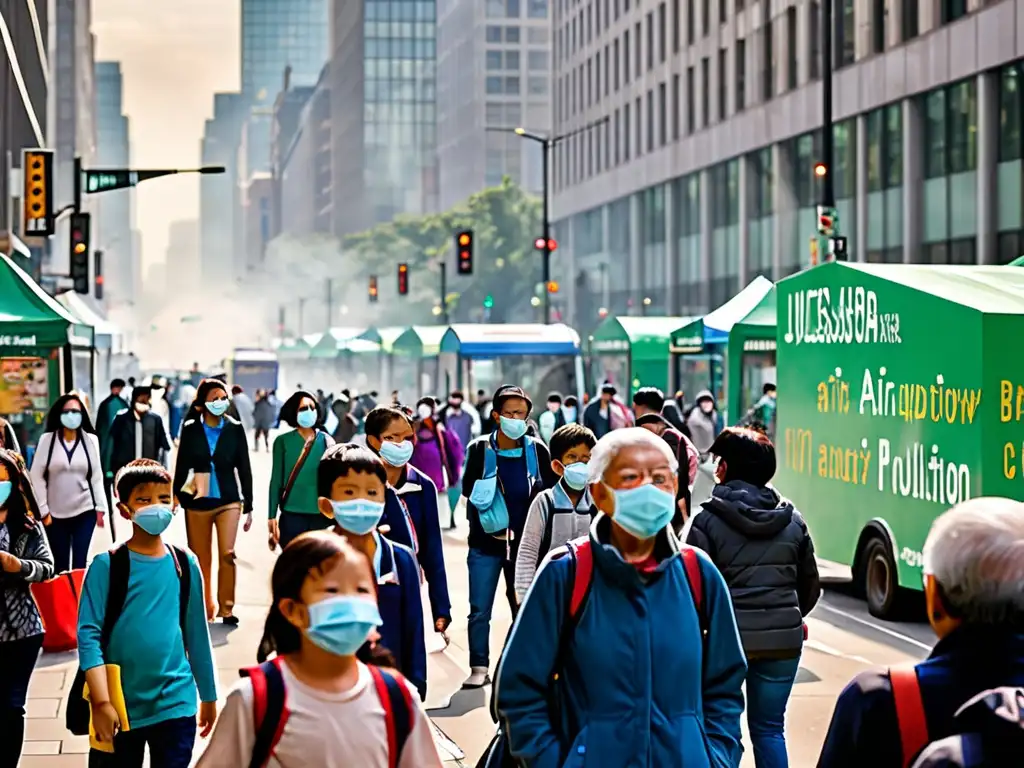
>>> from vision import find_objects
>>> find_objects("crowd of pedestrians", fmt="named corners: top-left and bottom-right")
top-left (0, 376), bottom-right (1022, 768)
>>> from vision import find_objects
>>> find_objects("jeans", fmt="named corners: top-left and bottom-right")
top-left (0, 634), bottom-right (43, 768)
top-left (467, 546), bottom-right (518, 668)
top-left (278, 511), bottom-right (334, 550)
top-left (49, 510), bottom-right (97, 572)
top-left (745, 655), bottom-right (801, 768)
top-left (88, 715), bottom-right (196, 768)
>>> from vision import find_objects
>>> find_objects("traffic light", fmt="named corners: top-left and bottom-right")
top-left (814, 162), bottom-right (827, 178)
top-left (22, 149), bottom-right (54, 236)
top-left (455, 230), bottom-right (473, 275)
top-left (483, 294), bottom-right (494, 309)
top-left (94, 249), bottom-right (104, 300)
top-left (816, 205), bottom-right (836, 238)
top-left (534, 237), bottom-right (558, 252)
top-left (69, 212), bottom-right (91, 294)
top-left (397, 263), bottom-right (409, 295)
top-left (368, 275), bottom-right (379, 302)
top-left (547, 281), bottom-right (560, 294)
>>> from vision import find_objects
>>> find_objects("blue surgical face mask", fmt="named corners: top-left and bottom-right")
top-left (0, 480), bottom-right (12, 508)
top-left (60, 411), bottom-right (83, 430)
top-left (205, 398), bottom-right (230, 416)
top-left (500, 417), bottom-right (528, 440)
top-left (296, 409), bottom-right (317, 429)
top-left (608, 482), bottom-right (675, 540)
top-left (132, 503), bottom-right (175, 536)
top-left (561, 462), bottom-right (590, 491)
top-left (329, 499), bottom-right (385, 535)
top-left (305, 595), bottom-right (382, 657)
top-left (379, 439), bottom-right (414, 467)
top-left (563, 406), bottom-right (577, 422)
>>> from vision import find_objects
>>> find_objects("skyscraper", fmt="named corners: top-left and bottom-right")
top-left (94, 61), bottom-right (135, 309)
top-left (240, 0), bottom-right (329, 174)
top-left (330, 0), bottom-right (438, 236)
top-left (200, 92), bottom-right (245, 283)
top-left (436, 0), bottom-right (551, 209)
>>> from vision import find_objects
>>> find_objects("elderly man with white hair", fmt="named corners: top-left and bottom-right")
top-left (495, 427), bottom-right (746, 768)
top-left (818, 497), bottom-right (1024, 768)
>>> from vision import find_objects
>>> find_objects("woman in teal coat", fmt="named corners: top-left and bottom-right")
top-left (495, 427), bottom-right (747, 768)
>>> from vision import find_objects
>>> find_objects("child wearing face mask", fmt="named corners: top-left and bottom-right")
top-left (316, 443), bottom-right (428, 701)
top-left (77, 459), bottom-right (217, 768)
top-left (513, 424), bottom-right (598, 602)
top-left (198, 531), bottom-right (442, 768)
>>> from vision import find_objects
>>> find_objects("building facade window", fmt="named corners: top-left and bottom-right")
top-left (659, 81), bottom-right (667, 146)
top-left (836, 0), bottom-right (855, 68)
top-left (786, 7), bottom-right (797, 91)
top-left (833, 120), bottom-right (855, 199)
top-left (871, 0), bottom-right (885, 54)
top-left (735, 39), bottom-right (745, 112)
top-left (808, 1), bottom-right (821, 80)
top-left (686, 65), bottom-right (695, 133)
top-left (672, 74), bottom-right (680, 140)
top-left (701, 57), bottom-right (710, 128)
top-left (999, 63), bottom-right (1022, 161)
top-left (717, 48), bottom-right (727, 121)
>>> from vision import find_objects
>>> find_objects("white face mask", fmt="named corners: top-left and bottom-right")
top-left (700, 402), bottom-right (714, 414)
top-left (135, 402), bottom-right (151, 413)
top-left (417, 403), bottom-right (433, 419)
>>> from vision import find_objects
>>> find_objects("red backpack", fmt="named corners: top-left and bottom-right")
top-left (241, 658), bottom-right (415, 768)
top-left (890, 666), bottom-right (930, 768)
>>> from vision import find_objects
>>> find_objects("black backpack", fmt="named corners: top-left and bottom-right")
top-left (66, 545), bottom-right (190, 735)
top-left (909, 686), bottom-right (1024, 767)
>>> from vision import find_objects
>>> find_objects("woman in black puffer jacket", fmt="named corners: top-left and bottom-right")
top-left (686, 427), bottom-right (820, 768)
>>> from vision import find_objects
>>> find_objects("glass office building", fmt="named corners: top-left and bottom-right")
top-left (332, 0), bottom-right (438, 235)
top-left (549, 0), bottom-right (1024, 333)
top-left (241, 0), bottom-right (329, 172)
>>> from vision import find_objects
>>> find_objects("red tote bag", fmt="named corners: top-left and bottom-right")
top-left (31, 569), bottom-right (86, 652)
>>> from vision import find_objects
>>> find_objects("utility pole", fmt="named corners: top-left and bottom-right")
top-left (325, 278), bottom-right (333, 328)
top-left (298, 297), bottom-right (307, 337)
top-left (814, 0), bottom-right (847, 263)
top-left (439, 261), bottom-right (448, 325)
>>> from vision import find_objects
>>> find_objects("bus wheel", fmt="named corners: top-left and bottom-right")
top-left (863, 537), bottom-right (898, 619)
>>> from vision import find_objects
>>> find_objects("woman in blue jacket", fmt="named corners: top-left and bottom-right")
top-left (495, 427), bottom-right (747, 768)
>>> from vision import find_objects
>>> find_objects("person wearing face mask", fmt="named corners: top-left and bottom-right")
top-left (537, 392), bottom-right (566, 444)
top-left (174, 379), bottom-right (254, 624)
top-left (687, 427), bottom-right (819, 768)
top-left (364, 406), bottom-right (452, 638)
top-left (30, 393), bottom-right (108, 570)
top-left (686, 390), bottom-right (721, 455)
top-left (106, 386), bottom-right (172, 488)
top-left (410, 396), bottom-right (464, 525)
top-left (460, 385), bottom-right (558, 689)
top-left (315, 443), bottom-right (427, 699)
top-left (77, 460), bottom-right (217, 768)
top-left (267, 391), bottom-right (336, 551)
top-left (198, 532), bottom-right (442, 768)
top-left (561, 394), bottom-right (579, 426)
top-left (439, 390), bottom-right (477, 452)
top-left (514, 424), bottom-right (597, 602)
top-left (495, 428), bottom-right (746, 768)
top-left (330, 392), bottom-right (359, 443)
top-left (0, 449), bottom-right (54, 767)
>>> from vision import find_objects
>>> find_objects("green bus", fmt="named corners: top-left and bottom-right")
top-left (774, 262), bottom-right (1024, 618)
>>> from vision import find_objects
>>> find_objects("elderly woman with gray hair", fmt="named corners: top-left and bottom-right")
top-left (818, 497), bottom-right (1024, 768)
top-left (495, 427), bottom-right (747, 768)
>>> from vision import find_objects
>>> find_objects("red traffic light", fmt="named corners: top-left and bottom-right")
top-left (534, 238), bottom-right (558, 252)
top-left (534, 237), bottom-right (545, 250)
top-left (397, 263), bottom-right (409, 295)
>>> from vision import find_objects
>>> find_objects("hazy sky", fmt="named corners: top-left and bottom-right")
top-left (92, 0), bottom-right (240, 270)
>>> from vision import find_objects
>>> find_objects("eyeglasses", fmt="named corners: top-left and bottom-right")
top-left (500, 409), bottom-right (529, 419)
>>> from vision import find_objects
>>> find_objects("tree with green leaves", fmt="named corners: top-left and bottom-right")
top-left (341, 177), bottom-right (543, 324)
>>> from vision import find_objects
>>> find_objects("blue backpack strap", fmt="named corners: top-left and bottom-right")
top-left (483, 440), bottom-right (497, 480)
top-left (369, 666), bottom-right (415, 768)
top-left (524, 436), bottom-right (540, 482)
top-left (240, 657), bottom-right (289, 768)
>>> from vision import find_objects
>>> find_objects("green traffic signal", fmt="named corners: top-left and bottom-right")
top-left (483, 294), bottom-right (494, 309)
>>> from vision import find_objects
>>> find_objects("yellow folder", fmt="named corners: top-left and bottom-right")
top-left (83, 665), bottom-right (130, 753)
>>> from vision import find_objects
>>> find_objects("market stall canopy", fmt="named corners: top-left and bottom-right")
top-left (1009, 254), bottom-right (1024, 266)
top-left (727, 286), bottom-right (777, 422)
top-left (374, 326), bottom-right (406, 353)
top-left (441, 323), bottom-right (580, 357)
top-left (589, 316), bottom-right (690, 359)
top-left (338, 337), bottom-right (380, 355)
top-left (57, 292), bottom-right (121, 349)
top-left (0, 253), bottom-right (93, 349)
top-left (671, 276), bottom-right (774, 351)
top-left (309, 327), bottom-right (367, 359)
top-left (392, 325), bottom-right (448, 358)
top-left (273, 336), bottom-right (315, 360)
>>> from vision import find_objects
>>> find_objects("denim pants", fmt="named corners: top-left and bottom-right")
top-left (88, 715), bottom-right (196, 768)
top-left (467, 546), bottom-right (518, 668)
top-left (0, 634), bottom-right (43, 768)
top-left (745, 655), bottom-right (801, 768)
top-left (48, 510), bottom-right (97, 572)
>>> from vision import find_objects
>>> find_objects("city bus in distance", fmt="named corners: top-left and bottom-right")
top-left (224, 349), bottom-right (279, 393)
top-left (774, 262), bottom-right (1024, 619)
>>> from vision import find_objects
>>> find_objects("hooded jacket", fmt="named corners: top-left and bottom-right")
top-left (686, 390), bottom-right (719, 453)
top-left (496, 514), bottom-right (747, 768)
top-left (687, 480), bottom-right (820, 655)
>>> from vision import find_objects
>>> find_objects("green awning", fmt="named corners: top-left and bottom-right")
top-left (274, 336), bottom-right (314, 360)
top-left (309, 327), bottom-right (366, 359)
top-left (590, 316), bottom-right (689, 360)
top-left (1009, 255), bottom-right (1024, 266)
top-left (375, 326), bottom-right (406, 353)
top-left (727, 286), bottom-right (777, 421)
top-left (392, 325), bottom-right (448, 358)
top-left (0, 253), bottom-right (93, 350)
top-left (671, 276), bottom-right (774, 352)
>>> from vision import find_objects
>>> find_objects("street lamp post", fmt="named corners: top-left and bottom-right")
top-left (489, 117), bottom-right (608, 323)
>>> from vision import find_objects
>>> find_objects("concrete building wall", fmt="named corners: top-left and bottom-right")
top-left (199, 92), bottom-right (245, 284)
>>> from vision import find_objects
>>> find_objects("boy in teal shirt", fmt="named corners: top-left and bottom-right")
top-left (78, 459), bottom-right (217, 767)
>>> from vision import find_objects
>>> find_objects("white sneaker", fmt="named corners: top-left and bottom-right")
top-left (462, 666), bottom-right (491, 689)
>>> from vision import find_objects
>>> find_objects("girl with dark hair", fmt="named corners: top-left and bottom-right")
top-left (197, 532), bottom-right (442, 767)
top-left (267, 391), bottom-right (335, 550)
top-left (29, 393), bottom-right (107, 570)
top-left (0, 448), bottom-right (54, 766)
top-left (174, 378), bottom-right (254, 624)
